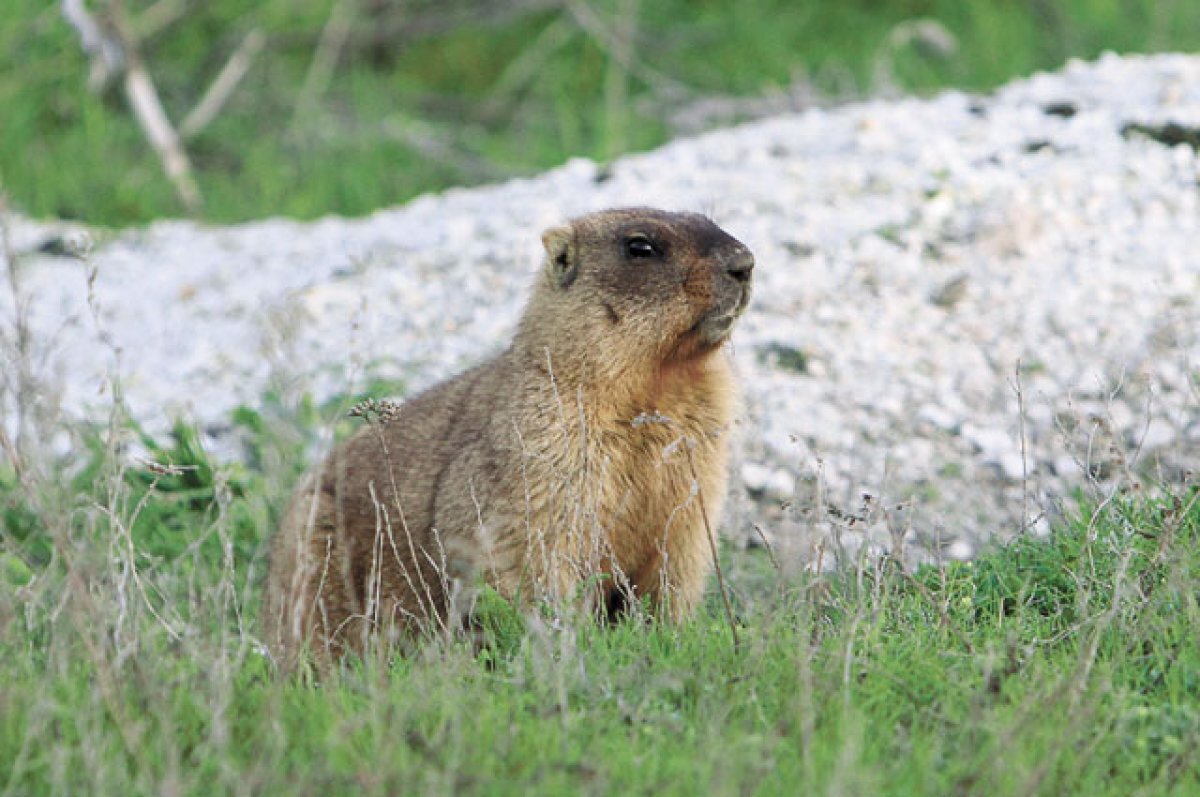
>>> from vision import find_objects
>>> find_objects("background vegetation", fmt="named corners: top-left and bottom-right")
top-left (1, 0), bottom-right (1198, 225)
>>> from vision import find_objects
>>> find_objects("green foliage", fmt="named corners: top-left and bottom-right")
top-left (469, 584), bottom-right (529, 664)
top-left (0, 467), bottom-right (42, 570)
top-left (1, 0), bottom-right (1197, 225)
top-left (0, 373), bottom-right (415, 594)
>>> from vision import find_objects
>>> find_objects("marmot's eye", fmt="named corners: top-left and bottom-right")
top-left (625, 235), bottom-right (659, 259)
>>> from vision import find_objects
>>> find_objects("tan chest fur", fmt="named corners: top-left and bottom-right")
top-left (476, 353), bottom-right (736, 615)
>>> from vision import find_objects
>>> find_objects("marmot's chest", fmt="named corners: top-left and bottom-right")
top-left (512, 362), bottom-right (734, 548)
top-left (552, 414), bottom-right (725, 548)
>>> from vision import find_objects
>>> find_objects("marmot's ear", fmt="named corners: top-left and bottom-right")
top-left (542, 225), bottom-right (577, 288)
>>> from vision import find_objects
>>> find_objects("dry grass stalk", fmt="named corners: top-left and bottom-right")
top-left (684, 440), bottom-right (741, 652)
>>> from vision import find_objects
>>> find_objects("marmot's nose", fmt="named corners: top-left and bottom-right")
top-left (725, 250), bottom-right (754, 283)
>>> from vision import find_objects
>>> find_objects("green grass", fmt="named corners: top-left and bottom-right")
top-left (2, 401), bottom-right (1198, 795)
top-left (1, 0), bottom-right (1198, 225)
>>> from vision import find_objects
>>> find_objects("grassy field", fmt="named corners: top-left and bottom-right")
top-left (1, 0), bottom-right (1198, 225)
top-left (1, 398), bottom-right (1198, 795)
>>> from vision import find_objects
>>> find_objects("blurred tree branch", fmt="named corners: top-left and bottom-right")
top-left (62, 0), bottom-right (202, 214)
top-left (293, 0), bottom-right (357, 130)
top-left (61, 0), bottom-right (125, 92)
top-left (61, 0), bottom-right (269, 216)
top-left (181, 29), bottom-right (265, 141)
top-left (132, 0), bottom-right (191, 40)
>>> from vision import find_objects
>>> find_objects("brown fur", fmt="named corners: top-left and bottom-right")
top-left (262, 208), bottom-right (754, 665)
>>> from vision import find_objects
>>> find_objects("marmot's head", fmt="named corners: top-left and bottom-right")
top-left (523, 208), bottom-right (753, 377)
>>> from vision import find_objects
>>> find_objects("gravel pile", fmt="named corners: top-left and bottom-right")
top-left (4, 53), bottom-right (1198, 564)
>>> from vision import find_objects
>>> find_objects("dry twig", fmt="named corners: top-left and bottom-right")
top-left (181, 29), bottom-right (265, 141)
top-left (293, 0), bottom-right (356, 130)
top-left (131, 0), bottom-right (189, 40)
top-left (61, 0), bottom-right (203, 213)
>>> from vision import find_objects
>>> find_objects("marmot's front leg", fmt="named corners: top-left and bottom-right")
top-left (631, 517), bottom-right (712, 623)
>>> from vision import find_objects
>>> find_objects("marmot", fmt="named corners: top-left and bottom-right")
top-left (263, 208), bottom-right (754, 664)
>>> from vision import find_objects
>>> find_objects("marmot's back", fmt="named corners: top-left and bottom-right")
top-left (263, 208), bottom-right (754, 666)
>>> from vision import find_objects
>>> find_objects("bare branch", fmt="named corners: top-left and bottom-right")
top-left (62, 0), bottom-right (202, 214)
top-left (293, 0), bottom-right (356, 130)
top-left (181, 29), bottom-right (265, 141)
top-left (132, 0), bottom-right (190, 40)
top-left (61, 0), bottom-right (125, 91)
top-left (123, 63), bottom-right (203, 213)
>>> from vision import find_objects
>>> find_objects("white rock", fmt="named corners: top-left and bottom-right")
top-left (741, 462), bottom-right (794, 498)
top-left (1137, 419), bottom-right (1177, 452)
top-left (947, 540), bottom-right (974, 560)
